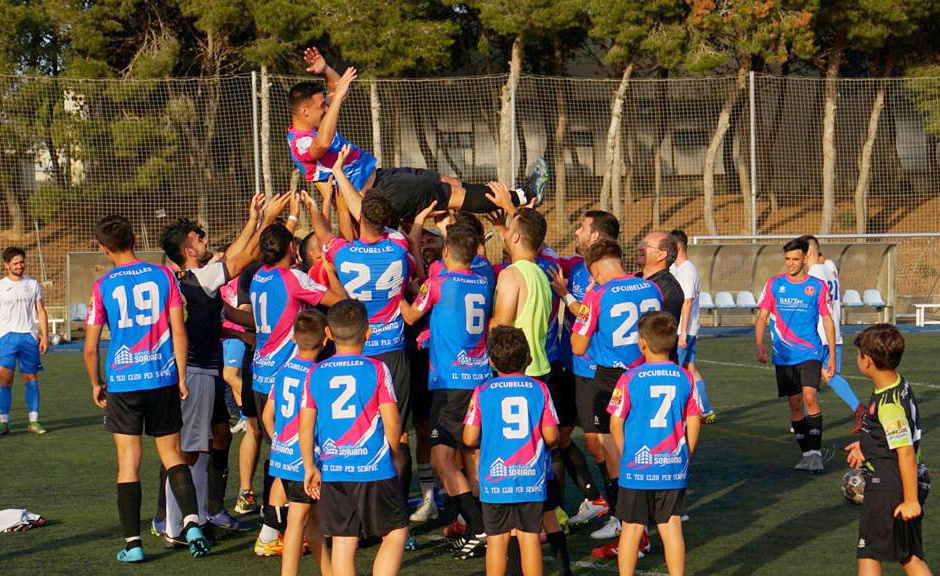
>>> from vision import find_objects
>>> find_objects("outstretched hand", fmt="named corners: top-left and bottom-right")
top-left (249, 191), bottom-right (266, 221)
top-left (304, 47), bottom-right (327, 75)
top-left (334, 67), bottom-right (358, 102)
top-left (333, 144), bottom-right (351, 173)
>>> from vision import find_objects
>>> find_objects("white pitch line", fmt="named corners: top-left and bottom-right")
top-left (696, 358), bottom-right (940, 390)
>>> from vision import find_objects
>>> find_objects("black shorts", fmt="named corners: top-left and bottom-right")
top-left (775, 360), bottom-right (822, 398)
top-left (372, 167), bottom-right (449, 223)
top-left (547, 363), bottom-right (577, 428)
top-left (319, 478), bottom-right (408, 538)
top-left (371, 349), bottom-right (411, 433)
top-left (581, 366), bottom-right (623, 433)
top-left (239, 345), bottom-right (258, 417)
top-left (210, 374), bottom-right (229, 426)
top-left (430, 389), bottom-right (474, 448)
top-left (858, 490), bottom-right (925, 563)
top-left (482, 502), bottom-right (543, 535)
top-left (411, 349), bottom-right (431, 423)
top-left (615, 487), bottom-right (686, 525)
top-left (282, 479), bottom-right (314, 504)
top-left (105, 385), bottom-right (182, 437)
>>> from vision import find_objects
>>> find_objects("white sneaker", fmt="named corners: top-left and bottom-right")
top-left (409, 496), bottom-right (439, 522)
top-left (590, 516), bottom-right (621, 540)
top-left (681, 514), bottom-right (690, 522)
top-left (568, 498), bottom-right (609, 526)
top-left (794, 453), bottom-right (812, 471)
top-left (807, 451), bottom-right (824, 474)
top-left (230, 418), bottom-right (247, 434)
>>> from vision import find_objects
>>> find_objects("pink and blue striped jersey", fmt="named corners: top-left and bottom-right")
top-left (572, 276), bottom-right (663, 370)
top-left (287, 127), bottom-right (376, 191)
top-left (464, 374), bottom-right (559, 504)
top-left (535, 246), bottom-right (562, 363)
top-left (413, 269), bottom-right (491, 391)
top-left (607, 361), bottom-right (701, 490)
top-left (757, 274), bottom-right (830, 366)
top-left (268, 356), bottom-right (317, 483)
top-left (324, 230), bottom-right (411, 356)
top-left (428, 255), bottom-right (495, 292)
top-left (250, 266), bottom-right (327, 395)
top-left (560, 256), bottom-right (597, 378)
top-left (87, 261), bottom-right (182, 393)
top-left (303, 354), bottom-right (398, 482)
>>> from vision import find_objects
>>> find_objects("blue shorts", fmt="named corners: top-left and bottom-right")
top-left (222, 338), bottom-right (246, 368)
top-left (0, 332), bottom-right (43, 374)
top-left (821, 344), bottom-right (842, 374)
top-left (677, 335), bottom-right (697, 368)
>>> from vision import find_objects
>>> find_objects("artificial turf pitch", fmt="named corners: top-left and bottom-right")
top-left (2, 332), bottom-right (939, 575)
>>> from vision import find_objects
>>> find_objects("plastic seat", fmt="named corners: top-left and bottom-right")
top-left (863, 289), bottom-right (886, 308)
top-left (715, 291), bottom-right (736, 309)
top-left (736, 291), bottom-right (758, 310)
top-left (842, 290), bottom-right (863, 307)
top-left (699, 292), bottom-right (715, 311)
top-left (70, 303), bottom-right (89, 321)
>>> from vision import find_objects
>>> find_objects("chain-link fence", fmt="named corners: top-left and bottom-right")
top-left (2, 72), bottom-right (940, 319)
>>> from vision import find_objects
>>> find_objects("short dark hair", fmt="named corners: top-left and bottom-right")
top-left (299, 232), bottom-right (318, 269)
top-left (638, 311), bottom-right (678, 355)
top-left (783, 238), bottom-right (809, 254)
top-left (487, 325), bottom-right (530, 374)
top-left (854, 323), bottom-right (905, 371)
top-left (259, 224), bottom-right (293, 266)
top-left (798, 234), bottom-right (820, 252)
top-left (96, 215), bottom-right (135, 252)
top-left (513, 208), bottom-right (546, 251)
top-left (658, 234), bottom-right (678, 266)
top-left (160, 218), bottom-right (204, 266)
top-left (670, 229), bottom-right (688, 249)
top-left (327, 299), bottom-right (369, 345)
top-left (585, 210), bottom-right (619, 240)
top-left (361, 192), bottom-right (392, 233)
top-left (2, 247), bottom-right (25, 263)
top-left (445, 225), bottom-right (479, 266)
top-left (294, 309), bottom-right (327, 350)
top-left (288, 81), bottom-right (326, 116)
top-left (451, 211), bottom-right (485, 240)
top-left (584, 238), bottom-right (622, 269)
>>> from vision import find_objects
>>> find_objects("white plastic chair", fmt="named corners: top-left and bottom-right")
top-left (715, 291), bottom-right (736, 309)
top-left (699, 292), bottom-right (715, 310)
top-left (842, 290), bottom-right (863, 307)
top-left (736, 291), bottom-right (758, 310)
top-left (863, 289), bottom-right (886, 308)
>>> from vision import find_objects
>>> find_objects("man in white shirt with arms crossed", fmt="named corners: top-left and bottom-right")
top-left (0, 247), bottom-right (49, 435)
top-left (669, 230), bottom-right (714, 424)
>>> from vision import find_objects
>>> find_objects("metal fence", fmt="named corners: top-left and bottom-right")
top-left (2, 72), bottom-right (939, 318)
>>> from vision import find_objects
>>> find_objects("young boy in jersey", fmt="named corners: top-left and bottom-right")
top-left (845, 325), bottom-right (932, 576)
top-left (83, 215), bottom-right (210, 562)
top-left (0, 247), bottom-right (49, 435)
top-left (300, 299), bottom-right (409, 576)
top-left (463, 326), bottom-right (560, 576)
top-left (288, 47), bottom-right (546, 225)
top-left (400, 225), bottom-right (492, 558)
top-left (608, 311), bottom-right (701, 576)
top-left (263, 310), bottom-right (332, 576)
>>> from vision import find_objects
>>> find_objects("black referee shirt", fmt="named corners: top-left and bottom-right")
top-left (639, 268), bottom-right (685, 363)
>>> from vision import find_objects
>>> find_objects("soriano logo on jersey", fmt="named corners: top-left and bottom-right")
top-left (635, 446), bottom-right (653, 465)
top-left (321, 438), bottom-right (368, 458)
top-left (488, 457), bottom-right (536, 479)
top-left (114, 345), bottom-right (133, 366)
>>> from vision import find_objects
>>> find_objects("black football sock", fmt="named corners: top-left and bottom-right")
top-left (552, 448), bottom-right (566, 504)
top-left (546, 530), bottom-right (574, 576)
top-left (507, 536), bottom-right (523, 576)
top-left (443, 495), bottom-right (460, 523)
top-left (276, 505), bottom-right (290, 532)
top-left (456, 492), bottom-right (484, 536)
top-left (562, 442), bottom-right (600, 501)
top-left (117, 481), bottom-right (142, 541)
top-left (166, 464), bottom-right (199, 523)
top-left (807, 413), bottom-right (823, 452)
top-left (396, 444), bottom-right (413, 505)
top-left (154, 466), bottom-right (167, 522)
top-left (262, 459), bottom-right (273, 509)
top-left (605, 478), bottom-right (619, 509)
top-left (207, 448), bottom-right (229, 515)
top-left (792, 417), bottom-right (810, 453)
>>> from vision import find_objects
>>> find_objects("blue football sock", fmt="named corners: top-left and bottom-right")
top-left (828, 374), bottom-right (860, 411)
top-left (24, 379), bottom-right (39, 417)
top-left (0, 386), bottom-right (11, 420)
top-left (695, 379), bottom-right (712, 414)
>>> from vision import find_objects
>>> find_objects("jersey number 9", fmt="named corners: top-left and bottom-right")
top-left (501, 396), bottom-right (529, 439)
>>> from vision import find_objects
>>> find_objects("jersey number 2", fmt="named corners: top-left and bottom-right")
top-left (112, 282), bottom-right (159, 329)
top-left (330, 375), bottom-right (357, 419)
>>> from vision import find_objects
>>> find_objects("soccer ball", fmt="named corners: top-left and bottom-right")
top-left (841, 469), bottom-right (865, 504)
top-left (50, 333), bottom-right (62, 346)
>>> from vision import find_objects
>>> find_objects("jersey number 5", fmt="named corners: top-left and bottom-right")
top-left (112, 281), bottom-right (160, 329)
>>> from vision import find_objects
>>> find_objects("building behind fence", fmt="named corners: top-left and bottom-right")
top-left (1, 72), bottom-right (939, 320)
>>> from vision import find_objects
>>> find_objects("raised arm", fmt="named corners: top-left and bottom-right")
top-left (310, 67), bottom-right (358, 160)
top-left (224, 192), bottom-right (263, 274)
top-left (303, 190), bottom-right (337, 248)
top-left (332, 146), bottom-right (363, 222)
top-left (304, 47), bottom-right (341, 96)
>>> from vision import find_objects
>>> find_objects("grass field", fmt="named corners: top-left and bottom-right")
top-left (2, 332), bottom-right (939, 575)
